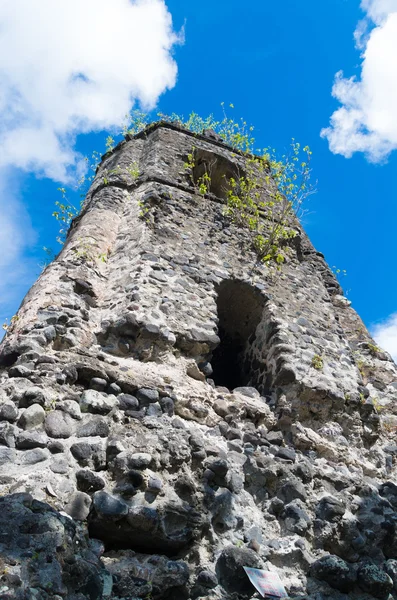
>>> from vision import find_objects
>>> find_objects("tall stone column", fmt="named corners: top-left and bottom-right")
top-left (0, 123), bottom-right (397, 599)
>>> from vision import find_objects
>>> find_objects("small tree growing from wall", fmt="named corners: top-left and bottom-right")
top-left (224, 141), bottom-right (314, 264)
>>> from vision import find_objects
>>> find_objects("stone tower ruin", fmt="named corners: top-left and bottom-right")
top-left (1, 122), bottom-right (397, 600)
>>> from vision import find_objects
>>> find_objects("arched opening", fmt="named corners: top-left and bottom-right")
top-left (192, 149), bottom-right (240, 200)
top-left (211, 280), bottom-right (265, 390)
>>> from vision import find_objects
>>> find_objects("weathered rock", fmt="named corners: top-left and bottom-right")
top-left (45, 409), bottom-right (75, 438)
top-left (18, 403), bottom-right (45, 430)
top-left (128, 452), bottom-right (153, 469)
top-left (51, 458), bottom-right (69, 473)
top-left (20, 387), bottom-right (47, 407)
top-left (136, 387), bottom-right (160, 406)
top-left (71, 441), bottom-right (93, 463)
top-left (310, 555), bottom-right (356, 593)
top-left (0, 422), bottom-right (17, 447)
top-left (80, 389), bottom-right (119, 414)
top-left (117, 393), bottom-right (139, 411)
top-left (266, 431), bottom-right (284, 445)
top-left (76, 469), bottom-right (106, 493)
top-left (89, 377), bottom-right (108, 391)
top-left (294, 460), bottom-right (313, 483)
top-left (216, 546), bottom-right (263, 595)
top-left (196, 569), bottom-right (218, 589)
top-left (103, 550), bottom-right (189, 599)
top-left (282, 501), bottom-right (312, 535)
top-left (64, 491), bottom-right (92, 520)
top-left (16, 430), bottom-right (48, 449)
top-left (147, 475), bottom-right (163, 493)
top-left (21, 448), bottom-right (49, 464)
top-left (358, 562), bottom-right (393, 598)
top-left (278, 478), bottom-right (307, 503)
top-left (58, 399), bottom-right (82, 419)
top-left (127, 469), bottom-right (145, 488)
top-left (0, 494), bottom-right (105, 598)
top-left (205, 457), bottom-right (229, 477)
top-left (92, 490), bottom-right (129, 519)
top-left (0, 400), bottom-right (18, 422)
top-left (316, 496), bottom-right (345, 522)
top-left (147, 402), bottom-right (163, 417)
top-left (90, 494), bottom-right (202, 554)
top-left (71, 441), bottom-right (105, 472)
top-left (0, 447), bottom-right (16, 465)
top-left (385, 559), bottom-right (397, 590)
top-left (77, 415), bottom-right (110, 438)
top-left (277, 446), bottom-right (296, 461)
top-left (48, 439), bottom-right (65, 453)
top-left (108, 382), bottom-right (121, 395)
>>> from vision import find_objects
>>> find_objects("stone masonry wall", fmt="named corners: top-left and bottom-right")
top-left (1, 123), bottom-right (397, 600)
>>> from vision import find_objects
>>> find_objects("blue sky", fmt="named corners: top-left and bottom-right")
top-left (1, 0), bottom-right (397, 358)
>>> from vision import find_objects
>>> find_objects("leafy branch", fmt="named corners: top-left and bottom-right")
top-left (224, 141), bottom-right (314, 264)
top-left (52, 187), bottom-right (79, 246)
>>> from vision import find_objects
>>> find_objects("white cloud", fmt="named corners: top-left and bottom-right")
top-left (321, 0), bottom-right (397, 162)
top-left (361, 0), bottom-right (397, 23)
top-left (0, 0), bottom-right (179, 181)
top-left (372, 313), bottom-right (397, 362)
top-left (0, 0), bottom-right (179, 330)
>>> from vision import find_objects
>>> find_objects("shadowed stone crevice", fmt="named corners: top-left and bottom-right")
top-left (88, 493), bottom-right (203, 556)
top-left (0, 347), bottom-right (20, 367)
top-left (211, 279), bottom-right (266, 390)
top-left (192, 148), bottom-right (240, 200)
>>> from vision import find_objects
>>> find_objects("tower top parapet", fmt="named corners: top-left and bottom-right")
top-left (0, 114), bottom-right (396, 600)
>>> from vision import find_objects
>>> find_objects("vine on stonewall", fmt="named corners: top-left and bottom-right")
top-left (183, 150), bottom-right (214, 197)
top-left (224, 142), bottom-right (313, 264)
top-left (183, 137), bottom-right (314, 265)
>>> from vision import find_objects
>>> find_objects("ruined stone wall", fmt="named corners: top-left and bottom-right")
top-left (1, 123), bottom-right (397, 600)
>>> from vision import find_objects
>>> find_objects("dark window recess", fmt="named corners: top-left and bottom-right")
top-left (211, 280), bottom-right (265, 390)
top-left (0, 349), bottom-right (19, 367)
top-left (192, 149), bottom-right (240, 200)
